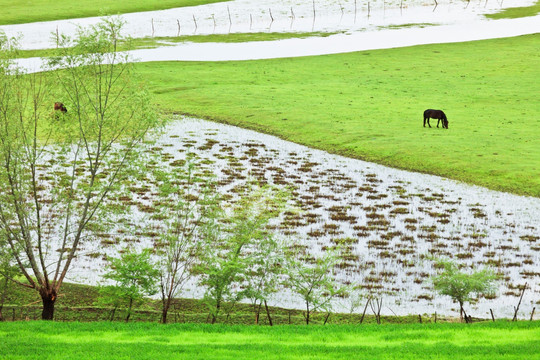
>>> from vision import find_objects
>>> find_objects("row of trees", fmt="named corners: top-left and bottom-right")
top-left (97, 180), bottom-right (349, 324)
top-left (96, 180), bottom-right (500, 325)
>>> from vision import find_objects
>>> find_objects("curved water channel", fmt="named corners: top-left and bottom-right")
top-left (66, 117), bottom-right (540, 319)
top-left (4, 0), bottom-right (540, 71)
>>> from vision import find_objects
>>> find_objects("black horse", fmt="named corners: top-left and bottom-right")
top-left (423, 109), bottom-right (448, 129)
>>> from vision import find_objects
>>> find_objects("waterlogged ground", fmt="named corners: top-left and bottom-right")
top-left (67, 117), bottom-right (540, 319)
top-left (2, 0), bottom-right (537, 49)
top-left (6, 0), bottom-right (540, 70)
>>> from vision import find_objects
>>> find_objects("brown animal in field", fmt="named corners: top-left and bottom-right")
top-left (54, 102), bottom-right (67, 113)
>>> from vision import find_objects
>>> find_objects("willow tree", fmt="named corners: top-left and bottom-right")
top-left (0, 19), bottom-right (157, 320)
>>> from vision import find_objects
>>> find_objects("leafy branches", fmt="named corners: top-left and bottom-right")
top-left (98, 248), bottom-right (159, 322)
top-left (431, 258), bottom-right (498, 323)
top-left (284, 248), bottom-right (348, 324)
top-left (195, 185), bottom-right (288, 324)
top-left (150, 157), bottom-right (221, 323)
top-left (0, 18), bottom-right (157, 319)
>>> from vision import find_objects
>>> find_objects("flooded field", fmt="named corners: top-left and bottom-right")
top-left (3, 0), bottom-right (537, 50)
top-left (66, 117), bottom-right (540, 318)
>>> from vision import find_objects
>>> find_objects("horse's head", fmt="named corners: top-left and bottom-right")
top-left (443, 119), bottom-right (449, 129)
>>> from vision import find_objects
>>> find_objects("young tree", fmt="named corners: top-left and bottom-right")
top-left (98, 248), bottom-right (159, 322)
top-left (0, 19), bottom-right (157, 320)
top-left (242, 234), bottom-right (286, 325)
top-left (196, 185), bottom-right (287, 324)
top-left (151, 158), bottom-right (221, 324)
top-left (344, 286), bottom-right (370, 323)
top-left (284, 248), bottom-right (347, 325)
top-left (431, 258), bottom-right (498, 323)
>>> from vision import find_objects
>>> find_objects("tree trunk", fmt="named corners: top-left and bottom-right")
top-left (512, 283), bottom-right (527, 321)
top-left (0, 277), bottom-right (9, 321)
top-left (264, 300), bottom-right (273, 326)
top-left (110, 306), bottom-right (117, 321)
top-left (323, 312), bottom-right (331, 325)
top-left (254, 301), bottom-right (262, 324)
top-left (360, 297), bottom-right (370, 324)
top-left (305, 303), bottom-right (310, 325)
top-left (40, 288), bottom-right (57, 320)
top-left (161, 306), bottom-right (169, 324)
top-left (161, 297), bottom-right (173, 324)
top-left (126, 297), bottom-right (133, 323)
top-left (459, 302), bottom-right (469, 324)
top-left (211, 299), bottom-right (221, 324)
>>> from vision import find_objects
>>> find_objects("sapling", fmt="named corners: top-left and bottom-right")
top-left (431, 258), bottom-right (498, 323)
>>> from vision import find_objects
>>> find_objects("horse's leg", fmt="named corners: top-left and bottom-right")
top-left (437, 119), bottom-right (440, 128)
top-left (427, 118), bottom-right (431, 128)
top-left (423, 116), bottom-right (426, 127)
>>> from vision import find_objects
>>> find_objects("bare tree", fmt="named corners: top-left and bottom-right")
top-left (284, 248), bottom-right (347, 324)
top-left (242, 234), bottom-right (286, 325)
top-left (150, 157), bottom-right (221, 324)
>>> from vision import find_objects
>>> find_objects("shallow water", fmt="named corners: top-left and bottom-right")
top-left (2, 0), bottom-right (536, 49)
top-left (7, 0), bottom-right (540, 71)
top-left (65, 117), bottom-right (540, 318)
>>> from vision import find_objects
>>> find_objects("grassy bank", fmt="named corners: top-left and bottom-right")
top-left (0, 281), bottom-right (429, 325)
top-left (1, 321), bottom-right (539, 359)
top-left (137, 34), bottom-right (540, 197)
top-left (15, 32), bottom-right (338, 59)
top-left (485, 0), bottom-right (540, 19)
top-left (0, 0), bottom-right (228, 25)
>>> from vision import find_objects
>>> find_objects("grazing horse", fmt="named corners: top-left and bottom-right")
top-left (423, 109), bottom-right (448, 129)
top-left (54, 102), bottom-right (67, 113)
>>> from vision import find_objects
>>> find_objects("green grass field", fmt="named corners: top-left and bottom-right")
top-left (137, 34), bottom-right (540, 197)
top-left (0, 0), bottom-right (228, 25)
top-left (1, 321), bottom-right (539, 359)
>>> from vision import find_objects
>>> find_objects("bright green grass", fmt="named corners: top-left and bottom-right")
top-left (485, 0), bottom-right (540, 19)
top-left (15, 32), bottom-right (339, 59)
top-left (136, 34), bottom-right (540, 197)
top-left (1, 321), bottom-right (539, 359)
top-left (0, 0), bottom-right (229, 26)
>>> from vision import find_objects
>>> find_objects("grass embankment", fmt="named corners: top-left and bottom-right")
top-left (0, 0), bottom-right (229, 25)
top-left (1, 282), bottom-right (425, 324)
top-left (137, 34), bottom-right (540, 197)
top-left (1, 321), bottom-right (539, 360)
top-left (16, 32), bottom-right (339, 59)
top-left (485, 0), bottom-right (540, 19)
